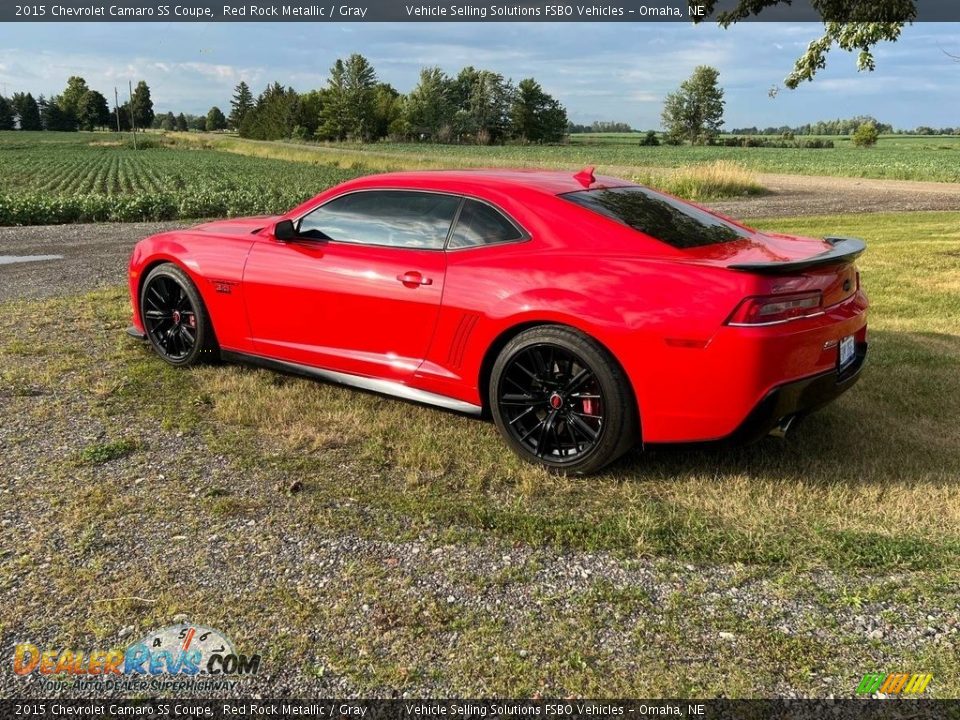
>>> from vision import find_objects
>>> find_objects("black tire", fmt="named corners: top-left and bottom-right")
top-left (489, 325), bottom-right (638, 475)
top-left (140, 262), bottom-right (218, 367)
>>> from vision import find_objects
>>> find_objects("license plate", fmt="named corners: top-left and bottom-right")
top-left (839, 335), bottom-right (856, 370)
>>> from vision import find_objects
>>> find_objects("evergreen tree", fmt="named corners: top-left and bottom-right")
top-left (41, 96), bottom-right (77, 131)
top-left (342, 53), bottom-right (377, 140)
top-left (176, 113), bottom-right (188, 131)
top-left (12, 93), bottom-right (42, 130)
top-left (405, 67), bottom-right (452, 141)
top-left (229, 80), bottom-right (254, 129)
top-left (319, 59), bottom-right (349, 141)
top-left (0, 95), bottom-right (14, 130)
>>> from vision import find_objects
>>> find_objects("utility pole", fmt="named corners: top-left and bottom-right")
top-left (128, 80), bottom-right (137, 149)
top-left (114, 87), bottom-right (121, 133)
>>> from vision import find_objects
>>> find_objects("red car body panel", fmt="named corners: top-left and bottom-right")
top-left (129, 170), bottom-right (868, 444)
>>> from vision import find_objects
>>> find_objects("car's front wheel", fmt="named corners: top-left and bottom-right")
top-left (489, 325), bottom-right (638, 475)
top-left (140, 262), bottom-right (217, 366)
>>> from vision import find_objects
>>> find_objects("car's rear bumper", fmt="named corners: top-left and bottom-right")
top-left (726, 340), bottom-right (867, 444)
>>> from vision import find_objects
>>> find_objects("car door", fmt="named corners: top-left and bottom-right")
top-left (242, 189), bottom-right (460, 382)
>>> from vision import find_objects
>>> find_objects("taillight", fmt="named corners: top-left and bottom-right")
top-left (726, 291), bottom-right (823, 326)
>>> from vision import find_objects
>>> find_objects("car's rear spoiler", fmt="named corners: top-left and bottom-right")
top-left (728, 236), bottom-right (866, 274)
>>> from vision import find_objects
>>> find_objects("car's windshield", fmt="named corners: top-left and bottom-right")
top-left (561, 186), bottom-right (750, 249)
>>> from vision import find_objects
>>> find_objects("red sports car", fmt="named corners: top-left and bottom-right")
top-left (128, 168), bottom-right (868, 474)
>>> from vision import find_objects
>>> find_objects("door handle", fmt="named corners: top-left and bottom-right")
top-left (397, 271), bottom-right (433, 286)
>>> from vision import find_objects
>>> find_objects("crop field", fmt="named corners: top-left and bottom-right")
top-left (0, 132), bottom-right (362, 225)
top-left (3, 130), bottom-right (960, 225)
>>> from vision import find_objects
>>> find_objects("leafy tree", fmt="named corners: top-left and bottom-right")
top-left (510, 78), bottom-right (567, 143)
top-left (12, 93), bottom-right (42, 130)
top-left (130, 81), bottom-right (154, 131)
top-left (160, 111), bottom-right (177, 131)
top-left (852, 120), bottom-right (879, 147)
top-left (77, 90), bottom-right (110, 130)
top-left (59, 76), bottom-right (90, 125)
top-left (661, 65), bottom-right (725, 145)
top-left (692, 0), bottom-right (916, 88)
top-left (229, 80), bottom-right (254, 129)
top-left (191, 115), bottom-right (207, 131)
top-left (206, 106), bottom-right (227, 131)
top-left (176, 113), bottom-right (188, 132)
top-left (0, 96), bottom-right (14, 130)
top-left (459, 69), bottom-right (513, 143)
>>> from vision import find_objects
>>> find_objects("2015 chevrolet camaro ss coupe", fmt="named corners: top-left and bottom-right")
top-left (128, 168), bottom-right (868, 474)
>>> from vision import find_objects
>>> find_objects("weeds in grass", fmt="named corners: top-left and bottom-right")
top-left (635, 161), bottom-right (767, 200)
top-left (77, 438), bottom-right (138, 465)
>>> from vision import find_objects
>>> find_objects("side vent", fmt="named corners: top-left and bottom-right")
top-left (447, 312), bottom-right (480, 370)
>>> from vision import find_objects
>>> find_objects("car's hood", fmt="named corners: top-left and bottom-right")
top-left (190, 215), bottom-right (281, 235)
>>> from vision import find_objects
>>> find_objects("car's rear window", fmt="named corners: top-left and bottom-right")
top-left (561, 186), bottom-right (750, 249)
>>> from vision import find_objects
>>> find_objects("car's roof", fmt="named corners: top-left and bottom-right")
top-left (341, 168), bottom-right (633, 196)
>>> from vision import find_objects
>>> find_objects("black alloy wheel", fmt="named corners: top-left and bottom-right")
top-left (140, 263), bottom-right (217, 366)
top-left (490, 326), bottom-right (638, 475)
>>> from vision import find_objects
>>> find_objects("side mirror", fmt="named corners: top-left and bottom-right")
top-left (273, 219), bottom-right (297, 241)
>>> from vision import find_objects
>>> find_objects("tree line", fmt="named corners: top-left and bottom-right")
top-left (222, 55), bottom-right (568, 144)
top-left (0, 77), bottom-right (154, 132)
top-left (0, 55), bottom-right (568, 145)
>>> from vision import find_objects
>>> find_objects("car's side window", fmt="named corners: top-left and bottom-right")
top-left (447, 199), bottom-right (524, 249)
top-left (297, 190), bottom-right (461, 250)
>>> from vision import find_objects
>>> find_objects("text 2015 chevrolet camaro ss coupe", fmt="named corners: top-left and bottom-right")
top-left (127, 168), bottom-right (868, 474)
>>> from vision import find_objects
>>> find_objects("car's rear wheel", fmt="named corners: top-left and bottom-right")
top-left (140, 263), bottom-right (217, 366)
top-left (489, 325), bottom-right (638, 475)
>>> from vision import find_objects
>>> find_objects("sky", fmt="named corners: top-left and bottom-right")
top-left (0, 21), bottom-right (958, 129)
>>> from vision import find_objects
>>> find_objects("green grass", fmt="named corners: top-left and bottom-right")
top-left (77, 438), bottom-right (139, 465)
top-left (3, 211), bottom-right (958, 571)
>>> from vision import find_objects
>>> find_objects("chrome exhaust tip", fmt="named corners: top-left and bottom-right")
top-left (769, 415), bottom-right (796, 439)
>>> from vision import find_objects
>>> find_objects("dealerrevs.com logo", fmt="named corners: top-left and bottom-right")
top-left (14, 624), bottom-right (260, 683)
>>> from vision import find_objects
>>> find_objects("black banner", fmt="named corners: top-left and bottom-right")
top-left (3, 0), bottom-right (960, 23)
top-left (1, 700), bottom-right (959, 720)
